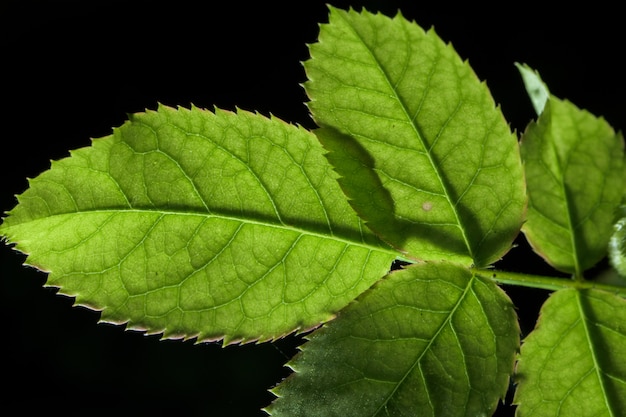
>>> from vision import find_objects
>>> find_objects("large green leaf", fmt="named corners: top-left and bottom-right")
top-left (267, 262), bottom-right (519, 417)
top-left (514, 288), bottom-right (626, 416)
top-left (0, 105), bottom-right (398, 344)
top-left (520, 97), bottom-right (625, 276)
top-left (304, 7), bottom-right (526, 267)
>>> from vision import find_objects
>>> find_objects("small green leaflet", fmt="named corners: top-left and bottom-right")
top-left (519, 95), bottom-right (625, 276)
top-left (515, 63), bottom-right (550, 115)
top-left (0, 105), bottom-right (398, 344)
top-left (305, 7), bottom-right (526, 267)
top-left (267, 262), bottom-right (519, 417)
top-left (514, 288), bottom-right (626, 416)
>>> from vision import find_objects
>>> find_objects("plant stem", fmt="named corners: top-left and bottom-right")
top-left (476, 269), bottom-right (626, 297)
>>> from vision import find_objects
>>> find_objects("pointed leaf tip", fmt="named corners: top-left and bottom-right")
top-left (516, 63), bottom-right (550, 115)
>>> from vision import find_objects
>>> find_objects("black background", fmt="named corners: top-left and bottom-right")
top-left (1, 1), bottom-right (624, 416)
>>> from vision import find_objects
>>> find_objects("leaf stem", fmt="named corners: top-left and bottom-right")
top-left (476, 269), bottom-right (626, 297)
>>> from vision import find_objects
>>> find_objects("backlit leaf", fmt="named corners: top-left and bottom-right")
top-left (520, 97), bottom-right (625, 276)
top-left (304, 7), bottom-right (526, 267)
top-left (267, 262), bottom-right (519, 417)
top-left (515, 62), bottom-right (550, 115)
top-left (514, 288), bottom-right (626, 416)
top-left (0, 105), bottom-right (398, 344)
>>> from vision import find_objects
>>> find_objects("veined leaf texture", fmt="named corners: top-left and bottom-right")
top-left (0, 105), bottom-right (397, 343)
top-left (305, 7), bottom-right (526, 267)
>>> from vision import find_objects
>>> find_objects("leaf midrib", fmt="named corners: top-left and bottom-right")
top-left (4, 208), bottom-right (399, 256)
top-left (547, 119), bottom-right (582, 278)
top-left (576, 291), bottom-right (616, 416)
top-left (371, 273), bottom-right (476, 416)
top-left (333, 10), bottom-right (474, 261)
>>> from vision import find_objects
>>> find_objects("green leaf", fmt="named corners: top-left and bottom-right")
top-left (304, 7), bottom-right (526, 267)
top-left (515, 62), bottom-right (550, 115)
top-left (520, 97), bottom-right (625, 276)
top-left (267, 262), bottom-right (519, 417)
top-left (514, 288), bottom-right (626, 416)
top-left (0, 105), bottom-right (398, 344)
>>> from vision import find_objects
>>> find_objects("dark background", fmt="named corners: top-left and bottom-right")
top-left (1, 1), bottom-right (624, 416)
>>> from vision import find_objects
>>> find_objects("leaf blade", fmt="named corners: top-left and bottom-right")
top-left (514, 289), bottom-right (626, 416)
top-left (0, 105), bottom-right (398, 343)
top-left (305, 7), bottom-right (526, 267)
top-left (520, 97), bottom-right (625, 275)
top-left (267, 262), bottom-right (519, 417)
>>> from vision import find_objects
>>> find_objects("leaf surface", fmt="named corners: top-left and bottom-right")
top-left (515, 62), bottom-right (550, 115)
top-left (520, 98), bottom-right (624, 275)
top-left (304, 7), bottom-right (526, 267)
top-left (514, 288), bottom-right (626, 416)
top-left (609, 212), bottom-right (626, 278)
top-left (267, 262), bottom-right (519, 417)
top-left (0, 105), bottom-right (398, 343)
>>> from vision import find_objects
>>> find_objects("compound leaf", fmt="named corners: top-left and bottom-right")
top-left (304, 7), bottom-right (526, 267)
top-left (267, 262), bottom-right (519, 417)
top-left (0, 105), bottom-right (398, 344)
top-left (520, 97), bottom-right (625, 276)
top-left (514, 288), bottom-right (626, 416)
